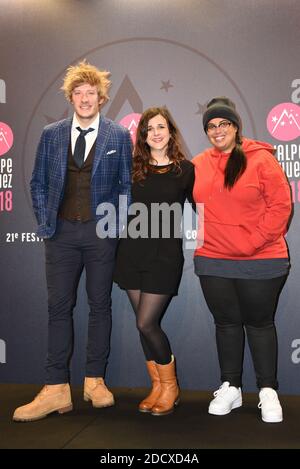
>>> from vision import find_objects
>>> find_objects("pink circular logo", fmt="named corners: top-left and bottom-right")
top-left (0, 122), bottom-right (14, 156)
top-left (266, 102), bottom-right (300, 142)
top-left (119, 113), bottom-right (142, 144)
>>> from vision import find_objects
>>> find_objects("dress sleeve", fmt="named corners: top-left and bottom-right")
top-left (184, 161), bottom-right (196, 211)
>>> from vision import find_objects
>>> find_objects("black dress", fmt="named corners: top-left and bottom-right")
top-left (114, 160), bottom-right (195, 295)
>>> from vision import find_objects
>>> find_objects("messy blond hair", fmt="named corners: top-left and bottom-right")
top-left (61, 60), bottom-right (111, 103)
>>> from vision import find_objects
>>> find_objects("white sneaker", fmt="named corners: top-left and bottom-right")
top-left (258, 388), bottom-right (283, 423)
top-left (208, 381), bottom-right (242, 415)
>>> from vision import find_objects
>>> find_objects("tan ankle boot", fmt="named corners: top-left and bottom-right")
top-left (84, 377), bottom-right (114, 408)
top-left (151, 356), bottom-right (180, 416)
top-left (13, 384), bottom-right (72, 422)
top-left (139, 361), bottom-right (161, 413)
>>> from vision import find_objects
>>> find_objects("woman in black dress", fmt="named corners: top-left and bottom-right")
top-left (114, 107), bottom-right (194, 416)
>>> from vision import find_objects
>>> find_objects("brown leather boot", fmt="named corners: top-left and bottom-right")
top-left (151, 355), bottom-right (180, 416)
top-left (84, 377), bottom-right (114, 408)
top-left (139, 361), bottom-right (161, 413)
top-left (13, 384), bottom-right (73, 422)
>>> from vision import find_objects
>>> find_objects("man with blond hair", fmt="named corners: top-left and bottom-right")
top-left (13, 61), bottom-right (132, 421)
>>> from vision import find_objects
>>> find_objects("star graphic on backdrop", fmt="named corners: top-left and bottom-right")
top-left (160, 80), bottom-right (174, 92)
top-left (195, 102), bottom-right (206, 115)
top-left (45, 109), bottom-right (69, 124)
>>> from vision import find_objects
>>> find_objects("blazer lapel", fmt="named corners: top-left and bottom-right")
top-left (92, 115), bottom-right (111, 179)
top-left (58, 117), bottom-right (72, 182)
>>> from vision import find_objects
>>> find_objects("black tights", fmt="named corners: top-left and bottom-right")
top-left (127, 290), bottom-right (172, 365)
top-left (199, 275), bottom-right (287, 389)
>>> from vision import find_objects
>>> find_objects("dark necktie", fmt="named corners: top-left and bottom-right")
top-left (73, 127), bottom-right (94, 168)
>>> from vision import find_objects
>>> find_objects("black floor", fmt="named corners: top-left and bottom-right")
top-left (1, 384), bottom-right (299, 449)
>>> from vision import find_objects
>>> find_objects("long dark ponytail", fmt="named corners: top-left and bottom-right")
top-left (224, 131), bottom-right (247, 189)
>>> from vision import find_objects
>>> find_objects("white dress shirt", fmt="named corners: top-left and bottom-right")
top-left (71, 113), bottom-right (99, 162)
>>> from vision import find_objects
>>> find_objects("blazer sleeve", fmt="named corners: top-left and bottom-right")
top-left (30, 128), bottom-right (49, 226)
top-left (118, 129), bottom-right (133, 208)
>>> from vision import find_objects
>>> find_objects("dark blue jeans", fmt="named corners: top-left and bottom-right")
top-left (44, 219), bottom-right (117, 384)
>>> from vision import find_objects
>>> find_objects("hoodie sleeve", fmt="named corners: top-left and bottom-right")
top-left (248, 152), bottom-right (292, 250)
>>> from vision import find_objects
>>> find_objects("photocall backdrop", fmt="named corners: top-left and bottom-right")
top-left (1, 0), bottom-right (299, 394)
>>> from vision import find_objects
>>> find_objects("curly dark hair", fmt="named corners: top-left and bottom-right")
top-left (132, 107), bottom-right (186, 182)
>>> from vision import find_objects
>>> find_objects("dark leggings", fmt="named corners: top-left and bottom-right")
top-left (127, 290), bottom-right (173, 365)
top-left (199, 275), bottom-right (287, 389)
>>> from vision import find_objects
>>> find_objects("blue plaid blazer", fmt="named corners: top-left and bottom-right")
top-left (30, 115), bottom-right (132, 238)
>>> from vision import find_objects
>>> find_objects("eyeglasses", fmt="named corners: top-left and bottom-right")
top-left (206, 121), bottom-right (232, 133)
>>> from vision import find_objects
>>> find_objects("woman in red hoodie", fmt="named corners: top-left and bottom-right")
top-left (193, 97), bottom-right (292, 423)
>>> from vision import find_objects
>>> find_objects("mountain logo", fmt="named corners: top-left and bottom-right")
top-left (267, 102), bottom-right (300, 141)
top-left (0, 122), bottom-right (14, 156)
top-left (119, 113), bottom-right (142, 144)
